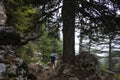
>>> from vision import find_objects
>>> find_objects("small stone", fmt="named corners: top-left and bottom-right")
top-left (68, 77), bottom-right (79, 80)
top-left (63, 68), bottom-right (71, 75)
top-left (0, 63), bottom-right (6, 76)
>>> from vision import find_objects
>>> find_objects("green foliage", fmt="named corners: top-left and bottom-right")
top-left (4, 0), bottom-right (36, 33)
top-left (114, 74), bottom-right (120, 80)
top-left (15, 31), bottom-right (62, 63)
top-left (113, 60), bottom-right (120, 73)
top-left (31, 57), bottom-right (40, 62)
top-left (36, 31), bottom-right (63, 62)
top-left (26, 42), bottom-right (35, 56)
top-left (15, 42), bottom-right (35, 63)
top-left (114, 62), bottom-right (120, 69)
top-left (50, 38), bottom-right (63, 52)
top-left (100, 65), bottom-right (110, 73)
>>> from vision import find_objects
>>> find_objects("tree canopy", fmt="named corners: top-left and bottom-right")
top-left (3, 0), bottom-right (120, 63)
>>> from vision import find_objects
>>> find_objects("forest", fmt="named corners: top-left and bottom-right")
top-left (0, 0), bottom-right (120, 80)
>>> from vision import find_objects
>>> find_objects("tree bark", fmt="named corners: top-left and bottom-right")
top-left (62, 0), bottom-right (76, 63)
top-left (108, 36), bottom-right (112, 70)
top-left (79, 30), bottom-right (83, 54)
top-left (88, 39), bottom-right (92, 52)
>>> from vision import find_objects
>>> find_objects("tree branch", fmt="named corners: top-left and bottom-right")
top-left (19, 32), bottom-right (43, 45)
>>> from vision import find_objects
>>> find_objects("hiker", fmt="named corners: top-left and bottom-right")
top-left (50, 53), bottom-right (57, 69)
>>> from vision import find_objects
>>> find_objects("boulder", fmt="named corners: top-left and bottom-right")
top-left (0, 45), bottom-right (37, 80)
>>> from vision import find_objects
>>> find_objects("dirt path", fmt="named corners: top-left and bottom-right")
top-left (36, 69), bottom-right (52, 80)
top-left (28, 63), bottom-right (53, 80)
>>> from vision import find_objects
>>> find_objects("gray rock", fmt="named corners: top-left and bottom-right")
top-left (63, 68), bottom-right (71, 75)
top-left (63, 64), bottom-right (72, 75)
top-left (7, 64), bottom-right (17, 75)
top-left (15, 58), bottom-right (23, 66)
top-left (0, 55), bottom-right (4, 60)
top-left (0, 1), bottom-right (7, 25)
top-left (68, 77), bottom-right (79, 80)
top-left (0, 63), bottom-right (6, 76)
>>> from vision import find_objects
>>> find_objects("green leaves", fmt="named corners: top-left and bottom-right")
top-left (14, 6), bottom-right (36, 32)
top-left (4, 0), bottom-right (36, 33)
top-left (36, 31), bottom-right (62, 54)
top-left (15, 42), bottom-right (35, 63)
top-left (35, 31), bottom-right (63, 62)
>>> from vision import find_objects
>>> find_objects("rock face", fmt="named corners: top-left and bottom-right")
top-left (0, 46), bottom-right (37, 80)
top-left (0, 1), bottom-right (21, 45)
top-left (0, 26), bottom-right (21, 45)
top-left (0, 1), bottom-right (7, 26)
top-left (0, 1), bottom-right (37, 80)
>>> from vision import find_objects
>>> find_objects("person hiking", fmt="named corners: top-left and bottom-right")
top-left (50, 53), bottom-right (57, 69)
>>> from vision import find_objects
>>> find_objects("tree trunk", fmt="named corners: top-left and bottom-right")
top-left (88, 39), bottom-right (92, 52)
top-left (62, 0), bottom-right (76, 63)
top-left (108, 36), bottom-right (112, 70)
top-left (79, 30), bottom-right (83, 54)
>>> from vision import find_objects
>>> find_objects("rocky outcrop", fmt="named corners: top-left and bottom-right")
top-left (0, 1), bottom-right (37, 80)
top-left (47, 51), bottom-right (117, 80)
top-left (0, 0), bottom-right (6, 26)
top-left (0, 26), bottom-right (21, 45)
top-left (0, 1), bottom-right (21, 46)
top-left (0, 45), bottom-right (37, 80)
top-left (48, 51), bottom-right (101, 80)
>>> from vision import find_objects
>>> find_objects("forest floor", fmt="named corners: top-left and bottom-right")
top-left (28, 56), bottom-right (116, 80)
top-left (28, 62), bottom-right (54, 80)
top-left (27, 52), bottom-right (119, 80)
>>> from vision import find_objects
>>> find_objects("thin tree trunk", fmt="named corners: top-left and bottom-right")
top-left (88, 39), bottom-right (92, 52)
top-left (79, 31), bottom-right (83, 54)
top-left (108, 36), bottom-right (112, 70)
top-left (62, 0), bottom-right (76, 63)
